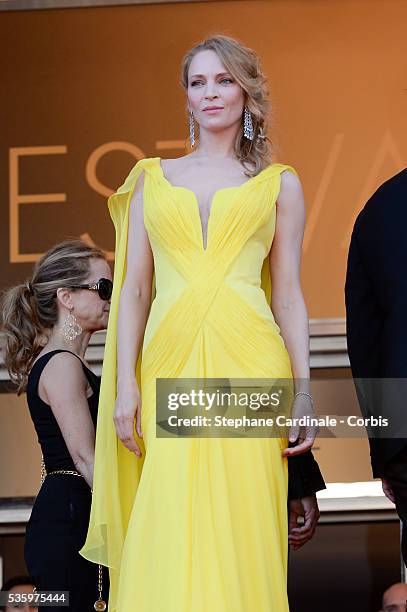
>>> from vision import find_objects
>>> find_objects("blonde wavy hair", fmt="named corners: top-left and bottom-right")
top-left (0, 239), bottom-right (106, 394)
top-left (180, 33), bottom-right (273, 178)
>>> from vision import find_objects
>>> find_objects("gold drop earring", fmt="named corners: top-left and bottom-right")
top-left (61, 307), bottom-right (83, 342)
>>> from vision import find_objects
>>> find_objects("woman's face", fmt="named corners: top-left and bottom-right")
top-left (187, 49), bottom-right (245, 136)
top-left (68, 257), bottom-right (112, 333)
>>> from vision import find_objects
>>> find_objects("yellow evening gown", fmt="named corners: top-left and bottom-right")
top-left (80, 156), bottom-right (298, 612)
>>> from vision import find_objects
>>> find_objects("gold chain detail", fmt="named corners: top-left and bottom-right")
top-left (94, 562), bottom-right (106, 611)
top-left (40, 454), bottom-right (46, 485)
top-left (47, 469), bottom-right (83, 478)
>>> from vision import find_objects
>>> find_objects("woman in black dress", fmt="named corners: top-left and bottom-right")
top-left (0, 239), bottom-right (112, 611)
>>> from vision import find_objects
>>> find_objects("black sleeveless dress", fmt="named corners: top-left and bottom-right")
top-left (24, 349), bottom-right (109, 611)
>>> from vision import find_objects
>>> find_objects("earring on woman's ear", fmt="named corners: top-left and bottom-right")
top-left (61, 308), bottom-right (83, 342)
top-left (189, 110), bottom-right (195, 147)
top-left (243, 105), bottom-right (254, 141)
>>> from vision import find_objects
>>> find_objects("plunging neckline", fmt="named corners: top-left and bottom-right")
top-left (156, 156), bottom-right (272, 252)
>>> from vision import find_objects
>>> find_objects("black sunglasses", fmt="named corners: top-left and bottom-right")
top-left (68, 277), bottom-right (113, 301)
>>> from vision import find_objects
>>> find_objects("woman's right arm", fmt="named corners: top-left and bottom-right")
top-left (113, 170), bottom-right (154, 456)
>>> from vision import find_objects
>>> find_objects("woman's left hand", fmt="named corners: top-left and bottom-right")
top-left (282, 393), bottom-right (318, 457)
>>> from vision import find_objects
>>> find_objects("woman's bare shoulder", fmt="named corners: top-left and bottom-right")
top-left (34, 350), bottom-right (86, 380)
top-left (279, 167), bottom-right (303, 194)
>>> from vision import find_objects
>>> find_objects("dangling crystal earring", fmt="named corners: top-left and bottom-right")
top-left (243, 105), bottom-right (254, 141)
top-left (61, 308), bottom-right (83, 342)
top-left (189, 110), bottom-right (195, 147)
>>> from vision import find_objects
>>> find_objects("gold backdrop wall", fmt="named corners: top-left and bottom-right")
top-left (0, 0), bottom-right (406, 496)
top-left (1, 0), bottom-right (406, 318)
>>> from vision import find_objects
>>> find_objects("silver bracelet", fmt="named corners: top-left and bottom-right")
top-left (294, 391), bottom-right (314, 405)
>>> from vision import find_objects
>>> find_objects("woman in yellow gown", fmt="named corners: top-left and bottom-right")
top-left (80, 34), bottom-right (324, 611)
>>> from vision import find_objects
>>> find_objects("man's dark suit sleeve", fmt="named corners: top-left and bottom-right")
top-left (345, 208), bottom-right (395, 477)
top-left (287, 450), bottom-right (326, 500)
top-left (345, 214), bottom-right (382, 378)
